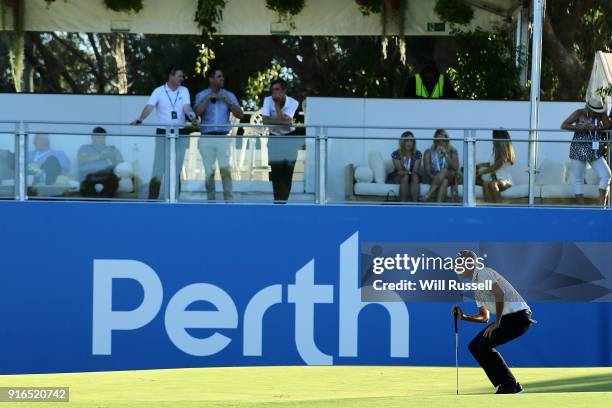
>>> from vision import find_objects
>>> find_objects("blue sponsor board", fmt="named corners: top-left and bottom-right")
top-left (0, 202), bottom-right (610, 374)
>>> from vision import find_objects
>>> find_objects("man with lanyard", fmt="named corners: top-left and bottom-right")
top-left (131, 65), bottom-right (196, 199)
top-left (194, 68), bottom-right (244, 201)
top-left (261, 78), bottom-right (300, 202)
top-left (451, 250), bottom-right (535, 394)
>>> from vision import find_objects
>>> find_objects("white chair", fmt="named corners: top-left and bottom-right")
top-left (237, 109), bottom-right (270, 181)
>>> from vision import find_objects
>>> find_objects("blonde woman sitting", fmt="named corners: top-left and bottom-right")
top-left (422, 129), bottom-right (459, 202)
top-left (387, 131), bottom-right (422, 202)
top-left (477, 130), bottom-right (516, 203)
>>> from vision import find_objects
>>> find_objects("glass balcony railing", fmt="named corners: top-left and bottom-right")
top-left (1, 120), bottom-right (610, 208)
top-left (0, 121), bottom-right (16, 199)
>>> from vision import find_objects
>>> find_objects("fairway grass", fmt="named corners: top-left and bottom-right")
top-left (0, 366), bottom-right (610, 408)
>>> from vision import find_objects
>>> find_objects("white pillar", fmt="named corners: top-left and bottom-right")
top-left (528, 0), bottom-right (546, 205)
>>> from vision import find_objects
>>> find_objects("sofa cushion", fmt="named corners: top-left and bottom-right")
top-left (368, 151), bottom-right (386, 184)
top-left (501, 183), bottom-right (529, 198)
top-left (510, 166), bottom-right (529, 186)
top-left (536, 159), bottom-right (565, 185)
top-left (354, 165), bottom-right (374, 183)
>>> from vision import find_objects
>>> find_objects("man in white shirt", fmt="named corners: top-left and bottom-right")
top-left (261, 78), bottom-right (300, 202)
top-left (451, 250), bottom-right (533, 394)
top-left (131, 66), bottom-right (197, 199)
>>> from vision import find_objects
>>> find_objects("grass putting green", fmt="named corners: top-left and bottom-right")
top-left (0, 366), bottom-right (610, 407)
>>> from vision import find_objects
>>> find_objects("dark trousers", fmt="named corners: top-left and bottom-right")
top-left (80, 167), bottom-right (119, 198)
top-left (268, 132), bottom-right (302, 202)
top-left (40, 156), bottom-right (62, 185)
top-left (149, 127), bottom-right (189, 199)
top-left (468, 309), bottom-right (532, 388)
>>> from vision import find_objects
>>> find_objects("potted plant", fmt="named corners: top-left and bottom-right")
top-left (102, 0), bottom-right (143, 13)
top-left (195, 0), bottom-right (227, 36)
top-left (266, 0), bottom-right (306, 20)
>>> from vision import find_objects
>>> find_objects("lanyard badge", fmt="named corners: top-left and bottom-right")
top-left (592, 119), bottom-right (600, 150)
top-left (164, 85), bottom-right (180, 120)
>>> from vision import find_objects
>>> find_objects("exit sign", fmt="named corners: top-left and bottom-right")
top-left (427, 22), bottom-right (446, 32)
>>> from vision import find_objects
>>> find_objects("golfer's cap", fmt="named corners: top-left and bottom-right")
top-left (586, 94), bottom-right (606, 113)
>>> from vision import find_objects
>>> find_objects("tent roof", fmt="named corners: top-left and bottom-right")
top-left (587, 51), bottom-right (612, 102)
top-left (466, 0), bottom-right (524, 16)
top-left (1, 0), bottom-right (521, 36)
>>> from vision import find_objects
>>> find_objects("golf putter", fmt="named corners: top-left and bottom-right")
top-left (454, 305), bottom-right (459, 395)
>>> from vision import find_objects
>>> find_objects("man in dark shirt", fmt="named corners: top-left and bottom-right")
top-left (78, 127), bottom-right (123, 197)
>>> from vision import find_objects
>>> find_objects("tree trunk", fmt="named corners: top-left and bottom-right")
top-left (110, 33), bottom-right (129, 94)
top-left (2, 0), bottom-right (25, 92)
top-left (542, 10), bottom-right (588, 100)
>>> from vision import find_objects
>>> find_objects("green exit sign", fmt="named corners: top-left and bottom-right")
top-left (427, 22), bottom-right (446, 32)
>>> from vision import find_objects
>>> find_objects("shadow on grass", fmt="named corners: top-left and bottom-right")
top-left (461, 372), bottom-right (612, 395)
top-left (523, 373), bottom-right (612, 394)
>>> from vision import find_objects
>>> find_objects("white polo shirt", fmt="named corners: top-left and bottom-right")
top-left (147, 84), bottom-right (191, 127)
top-left (472, 266), bottom-right (530, 316)
top-left (262, 96), bottom-right (299, 135)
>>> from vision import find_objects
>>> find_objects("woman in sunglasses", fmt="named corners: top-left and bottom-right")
top-left (387, 131), bottom-right (422, 201)
top-left (422, 129), bottom-right (459, 202)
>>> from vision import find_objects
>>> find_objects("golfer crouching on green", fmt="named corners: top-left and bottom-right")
top-left (451, 250), bottom-right (534, 394)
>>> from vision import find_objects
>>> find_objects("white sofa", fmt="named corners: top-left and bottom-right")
top-left (345, 151), bottom-right (603, 202)
top-left (537, 159), bottom-right (602, 200)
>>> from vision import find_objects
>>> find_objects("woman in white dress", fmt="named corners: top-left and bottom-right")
top-left (477, 130), bottom-right (515, 203)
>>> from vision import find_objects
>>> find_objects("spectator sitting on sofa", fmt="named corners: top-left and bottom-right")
top-left (78, 126), bottom-right (123, 197)
top-left (477, 130), bottom-right (516, 203)
top-left (28, 133), bottom-right (70, 185)
top-left (387, 131), bottom-right (422, 202)
top-left (422, 129), bottom-right (459, 202)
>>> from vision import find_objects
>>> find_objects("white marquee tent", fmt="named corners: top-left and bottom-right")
top-left (588, 51), bottom-right (612, 105)
top-left (0, 0), bottom-right (523, 36)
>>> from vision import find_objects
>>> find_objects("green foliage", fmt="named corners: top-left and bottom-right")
top-left (447, 27), bottom-right (527, 100)
top-left (0, 0), bottom-right (24, 91)
top-left (356, 0), bottom-right (383, 15)
top-left (5, 31), bottom-right (23, 91)
top-left (195, 0), bottom-right (226, 37)
top-left (434, 0), bottom-right (474, 25)
top-left (597, 85), bottom-right (612, 98)
top-left (265, 0), bottom-right (305, 18)
top-left (43, 0), bottom-right (143, 13)
top-left (194, 44), bottom-right (216, 77)
top-left (103, 0), bottom-right (143, 13)
top-left (540, 59), bottom-right (560, 101)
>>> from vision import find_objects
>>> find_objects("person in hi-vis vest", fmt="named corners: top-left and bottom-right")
top-left (405, 61), bottom-right (457, 99)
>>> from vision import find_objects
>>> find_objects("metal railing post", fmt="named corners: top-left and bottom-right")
top-left (316, 127), bottom-right (327, 204)
top-left (466, 130), bottom-right (476, 207)
top-left (15, 121), bottom-right (26, 201)
top-left (607, 137), bottom-right (611, 209)
top-left (528, 137), bottom-right (537, 206)
top-left (168, 126), bottom-right (178, 203)
top-left (462, 130), bottom-right (469, 206)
